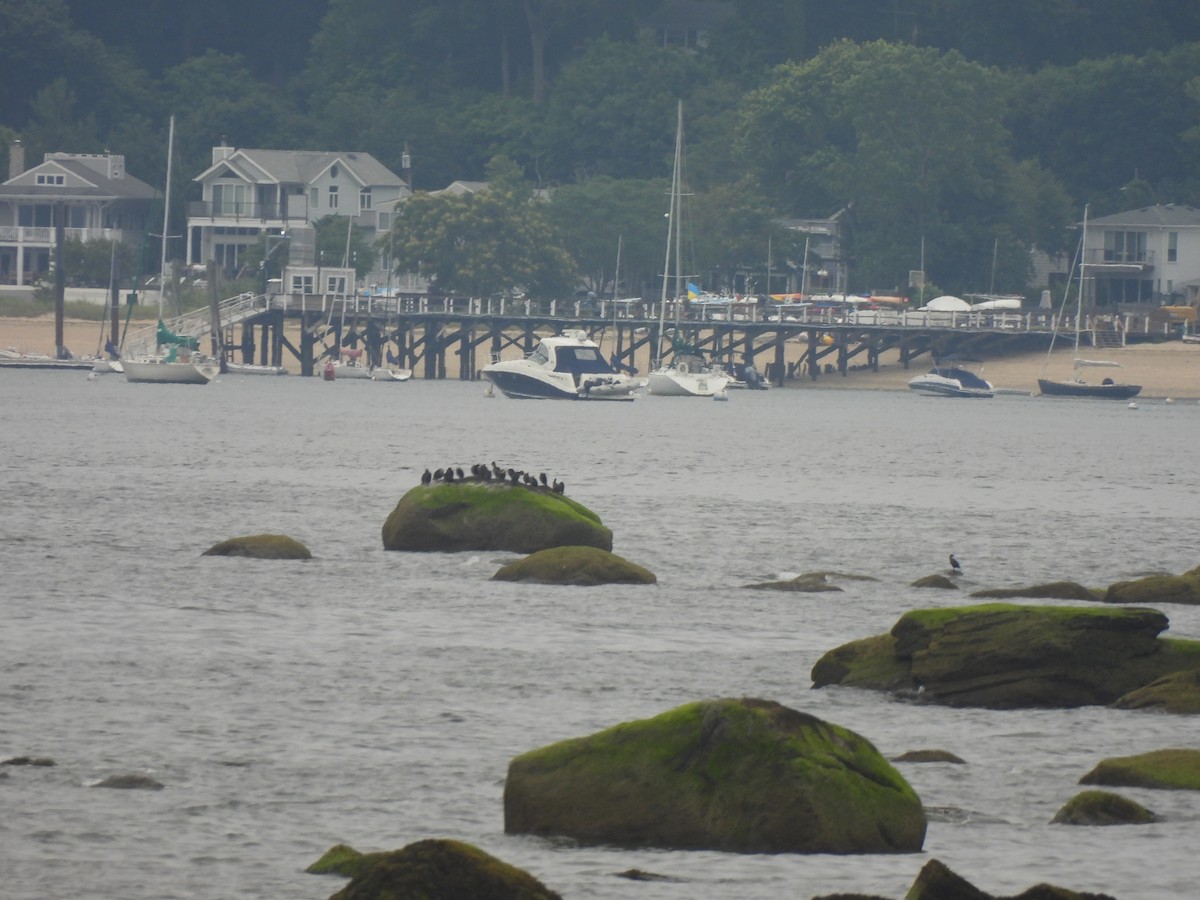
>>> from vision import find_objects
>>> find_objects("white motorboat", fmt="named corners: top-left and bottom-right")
top-left (647, 355), bottom-right (730, 397)
top-left (908, 362), bottom-right (993, 398)
top-left (225, 361), bottom-right (288, 376)
top-left (482, 331), bottom-right (642, 400)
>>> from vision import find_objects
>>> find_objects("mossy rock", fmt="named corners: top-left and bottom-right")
top-left (1051, 789), bottom-right (1158, 825)
top-left (491, 546), bottom-right (655, 586)
top-left (912, 574), bottom-right (958, 589)
top-left (202, 533), bottom-right (312, 559)
top-left (382, 482), bottom-right (611, 553)
top-left (892, 749), bottom-right (966, 764)
top-left (1079, 748), bottom-right (1200, 790)
top-left (904, 858), bottom-right (1117, 900)
top-left (504, 697), bottom-right (926, 854)
top-left (306, 844), bottom-right (384, 878)
top-left (969, 581), bottom-right (1099, 601)
top-left (812, 604), bottom-right (1200, 709)
top-left (325, 838), bottom-right (561, 900)
top-left (1112, 668), bottom-right (1200, 713)
top-left (1104, 573), bottom-right (1200, 605)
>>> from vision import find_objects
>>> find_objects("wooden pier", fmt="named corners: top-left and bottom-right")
top-left (146, 293), bottom-right (1177, 383)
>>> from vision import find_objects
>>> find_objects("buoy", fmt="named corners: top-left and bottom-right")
top-left (713, 388), bottom-right (728, 401)
top-left (1128, 402), bottom-right (1137, 410)
top-left (1165, 397), bottom-right (1174, 404)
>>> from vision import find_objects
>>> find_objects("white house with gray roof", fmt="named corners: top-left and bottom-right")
top-left (187, 143), bottom-right (409, 276)
top-left (1083, 203), bottom-right (1200, 308)
top-left (0, 142), bottom-right (156, 287)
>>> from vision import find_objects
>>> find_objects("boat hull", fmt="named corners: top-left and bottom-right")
top-left (123, 358), bottom-right (218, 384)
top-left (226, 362), bottom-right (288, 376)
top-left (483, 368), bottom-right (637, 400)
top-left (647, 368), bottom-right (730, 397)
top-left (1037, 378), bottom-right (1141, 399)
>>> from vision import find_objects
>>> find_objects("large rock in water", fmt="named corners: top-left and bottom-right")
top-left (1079, 748), bottom-right (1200, 790)
top-left (811, 603), bottom-right (1200, 709)
top-left (504, 697), bottom-right (926, 854)
top-left (491, 546), bottom-right (655, 586)
top-left (382, 482), bottom-right (611, 553)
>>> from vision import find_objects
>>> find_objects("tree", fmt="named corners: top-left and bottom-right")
top-left (315, 216), bottom-right (377, 278)
top-left (386, 156), bottom-right (575, 298)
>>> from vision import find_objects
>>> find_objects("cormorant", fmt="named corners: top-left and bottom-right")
top-left (433, 468), bottom-right (445, 481)
top-left (552, 479), bottom-right (565, 494)
top-left (949, 554), bottom-right (962, 575)
top-left (444, 468), bottom-right (455, 483)
top-left (455, 467), bottom-right (464, 480)
top-left (539, 473), bottom-right (548, 487)
top-left (421, 469), bottom-right (432, 485)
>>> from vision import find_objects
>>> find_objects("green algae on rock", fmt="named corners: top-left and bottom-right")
top-left (1079, 748), bottom-right (1200, 790)
top-left (320, 838), bottom-right (562, 900)
top-left (202, 534), bottom-right (312, 559)
top-left (504, 697), bottom-right (926, 854)
top-left (1051, 789), bottom-right (1159, 825)
top-left (911, 574), bottom-right (958, 589)
top-left (382, 482), bottom-right (612, 553)
top-left (1104, 570), bottom-right (1200, 605)
top-left (812, 603), bottom-right (1200, 709)
top-left (491, 545), bottom-right (655, 586)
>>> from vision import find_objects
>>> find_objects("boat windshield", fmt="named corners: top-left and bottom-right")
top-left (527, 344), bottom-right (550, 366)
top-left (553, 346), bottom-right (614, 375)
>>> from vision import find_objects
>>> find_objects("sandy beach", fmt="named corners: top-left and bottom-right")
top-left (5, 314), bottom-right (1200, 398)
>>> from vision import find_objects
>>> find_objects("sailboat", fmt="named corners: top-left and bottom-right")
top-left (645, 101), bottom-right (729, 398)
top-left (1037, 205), bottom-right (1140, 400)
top-left (123, 116), bottom-right (218, 385)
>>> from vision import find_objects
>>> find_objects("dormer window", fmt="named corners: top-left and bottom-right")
top-left (36, 173), bottom-right (65, 185)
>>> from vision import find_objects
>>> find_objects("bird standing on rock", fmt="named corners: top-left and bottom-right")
top-left (421, 469), bottom-right (432, 485)
top-left (949, 554), bottom-right (962, 575)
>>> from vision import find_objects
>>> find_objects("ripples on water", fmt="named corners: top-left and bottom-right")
top-left (2, 372), bottom-right (1199, 899)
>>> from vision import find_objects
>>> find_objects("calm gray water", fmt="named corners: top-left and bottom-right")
top-left (2, 371), bottom-right (1199, 899)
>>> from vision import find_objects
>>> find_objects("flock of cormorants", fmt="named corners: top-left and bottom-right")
top-left (421, 462), bottom-right (565, 494)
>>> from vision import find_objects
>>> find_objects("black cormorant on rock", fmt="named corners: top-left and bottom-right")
top-left (421, 469), bottom-right (432, 485)
top-left (539, 472), bottom-right (548, 487)
top-left (949, 553), bottom-right (962, 575)
top-left (433, 468), bottom-right (445, 481)
top-left (552, 479), bottom-right (565, 494)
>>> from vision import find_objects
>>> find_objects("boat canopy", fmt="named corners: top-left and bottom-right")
top-left (156, 320), bottom-right (199, 349)
top-left (920, 295), bottom-right (971, 312)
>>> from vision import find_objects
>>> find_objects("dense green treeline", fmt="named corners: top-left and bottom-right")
top-left (4, 0), bottom-right (1199, 296)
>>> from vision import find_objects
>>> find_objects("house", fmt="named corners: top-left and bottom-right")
top-left (0, 141), bottom-right (156, 287)
top-left (1083, 204), bottom-right (1200, 309)
top-left (187, 144), bottom-right (409, 280)
top-left (777, 209), bottom-right (849, 295)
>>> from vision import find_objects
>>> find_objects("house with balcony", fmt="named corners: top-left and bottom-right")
top-left (1083, 204), bottom-right (1200, 309)
top-left (0, 141), bottom-right (156, 288)
top-left (187, 144), bottom-right (410, 280)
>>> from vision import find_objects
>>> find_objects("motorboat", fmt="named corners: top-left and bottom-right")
top-left (908, 363), bottom-right (994, 398)
top-left (1038, 359), bottom-right (1141, 399)
top-left (647, 355), bottom-right (731, 397)
top-left (723, 361), bottom-right (770, 390)
top-left (481, 331), bottom-right (642, 400)
top-left (372, 367), bottom-right (413, 382)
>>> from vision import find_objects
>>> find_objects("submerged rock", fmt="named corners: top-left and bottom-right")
top-left (892, 749), bottom-right (966, 764)
top-left (491, 546), bottom-right (655, 586)
top-left (382, 482), bottom-right (611, 553)
top-left (93, 773), bottom-right (164, 790)
top-left (911, 574), bottom-right (958, 590)
top-left (2, 756), bottom-right (56, 767)
top-left (1104, 571), bottom-right (1200, 605)
top-left (1079, 748), bottom-right (1200, 790)
top-left (904, 858), bottom-right (1116, 900)
top-left (321, 838), bottom-right (561, 900)
top-left (969, 581), bottom-right (1099, 601)
top-left (1051, 789), bottom-right (1158, 825)
top-left (202, 534), bottom-right (312, 559)
top-left (744, 572), bottom-right (844, 592)
top-left (812, 603), bottom-right (1200, 709)
top-left (504, 697), bottom-right (926, 854)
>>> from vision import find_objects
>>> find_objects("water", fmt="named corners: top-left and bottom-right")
top-left (2, 372), bottom-right (1199, 899)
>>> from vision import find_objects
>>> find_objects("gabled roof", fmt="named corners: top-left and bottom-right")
top-left (1087, 204), bottom-right (1200, 228)
top-left (0, 157), bottom-right (156, 200)
top-left (194, 148), bottom-right (404, 189)
top-left (431, 180), bottom-right (489, 196)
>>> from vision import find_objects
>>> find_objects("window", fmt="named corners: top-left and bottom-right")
top-left (291, 274), bottom-right (314, 293)
top-left (309, 186), bottom-right (318, 210)
top-left (1168, 232), bottom-right (1177, 263)
top-left (360, 189), bottom-right (372, 210)
top-left (326, 275), bottom-right (346, 294)
top-left (1103, 230), bottom-right (1147, 263)
top-left (328, 185), bottom-right (339, 209)
top-left (36, 173), bottom-right (65, 185)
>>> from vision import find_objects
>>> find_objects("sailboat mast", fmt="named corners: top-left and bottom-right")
top-left (158, 115), bottom-right (175, 320)
top-left (673, 102), bottom-right (684, 307)
top-left (657, 100), bottom-right (683, 362)
top-left (1075, 204), bottom-right (1088, 353)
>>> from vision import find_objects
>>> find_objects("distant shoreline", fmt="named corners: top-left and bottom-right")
top-left (5, 313), bottom-right (1199, 398)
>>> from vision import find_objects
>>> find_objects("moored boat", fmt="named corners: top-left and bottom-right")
top-left (482, 331), bottom-right (641, 400)
top-left (908, 362), bottom-right (994, 398)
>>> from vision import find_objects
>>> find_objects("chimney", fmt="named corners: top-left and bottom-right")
top-left (8, 139), bottom-right (24, 180)
top-left (212, 136), bottom-right (234, 164)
